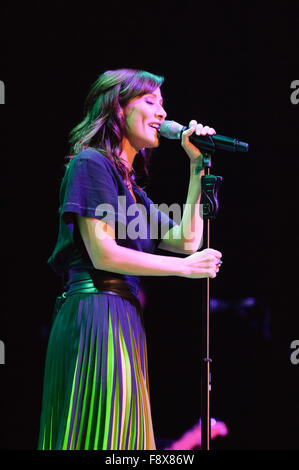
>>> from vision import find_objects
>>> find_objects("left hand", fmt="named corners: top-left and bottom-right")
top-left (181, 120), bottom-right (216, 164)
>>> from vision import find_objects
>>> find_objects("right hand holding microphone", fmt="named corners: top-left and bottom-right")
top-left (180, 248), bottom-right (223, 279)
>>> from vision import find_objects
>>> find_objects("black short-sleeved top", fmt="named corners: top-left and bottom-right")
top-left (48, 148), bottom-right (177, 297)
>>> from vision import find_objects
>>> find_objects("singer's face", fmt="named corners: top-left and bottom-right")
top-left (122, 87), bottom-right (167, 151)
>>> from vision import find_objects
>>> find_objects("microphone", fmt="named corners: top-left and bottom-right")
top-left (160, 120), bottom-right (249, 153)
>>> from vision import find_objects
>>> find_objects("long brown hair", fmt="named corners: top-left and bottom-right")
top-left (67, 68), bottom-right (164, 189)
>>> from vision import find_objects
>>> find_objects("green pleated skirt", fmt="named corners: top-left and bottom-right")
top-left (38, 292), bottom-right (156, 450)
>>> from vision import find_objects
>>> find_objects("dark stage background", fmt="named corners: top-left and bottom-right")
top-left (0, 0), bottom-right (298, 451)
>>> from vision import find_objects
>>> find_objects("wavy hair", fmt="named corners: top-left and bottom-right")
top-left (67, 68), bottom-right (164, 189)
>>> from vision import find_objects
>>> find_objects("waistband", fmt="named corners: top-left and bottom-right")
top-left (63, 271), bottom-right (142, 313)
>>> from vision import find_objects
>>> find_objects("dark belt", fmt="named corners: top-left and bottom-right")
top-left (53, 272), bottom-right (142, 319)
top-left (66, 277), bottom-right (140, 308)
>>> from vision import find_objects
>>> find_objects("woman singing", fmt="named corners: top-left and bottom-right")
top-left (38, 68), bottom-right (222, 450)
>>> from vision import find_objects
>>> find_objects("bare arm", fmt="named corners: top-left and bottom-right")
top-left (76, 215), bottom-right (222, 279)
top-left (157, 161), bottom-right (204, 254)
top-left (158, 121), bottom-right (216, 255)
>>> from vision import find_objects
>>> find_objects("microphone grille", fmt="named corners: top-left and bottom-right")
top-left (160, 120), bottom-right (183, 139)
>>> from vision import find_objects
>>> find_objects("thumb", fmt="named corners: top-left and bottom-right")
top-left (182, 120), bottom-right (197, 138)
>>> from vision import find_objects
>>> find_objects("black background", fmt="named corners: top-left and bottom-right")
top-left (0, 0), bottom-right (298, 451)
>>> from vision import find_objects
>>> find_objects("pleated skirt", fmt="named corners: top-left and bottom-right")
top-left (38, 292), bottom-right (156, 450)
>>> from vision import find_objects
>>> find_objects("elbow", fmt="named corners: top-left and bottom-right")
top-left (93, 251), bottom-right (116, 271)
top-left (182, 246), bottom-right (198, 255)
top-left (181, 236), bottom-right (203, 254)
top-left (88, 228), bottom-right (120, 271)
top-left (92, 243), bottom-right (120, 271)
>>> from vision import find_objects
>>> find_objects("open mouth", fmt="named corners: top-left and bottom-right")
top-left (149, 123), bottom-right (161, 131)
top-left (149, 124), bottom-right (161, 136)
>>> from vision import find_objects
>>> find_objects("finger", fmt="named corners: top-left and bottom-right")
top-left (200, 261), bottom-right (215, 269)
top-left (189, 119), bottom-right (197, 128)
top-left (209, 249), bottom-right (222, 258)
top-left (195, 123), bottom-right (204, 135)
top-left (182, 120), bottom-right (197, 138)
top-left (200, 125), bottom-right (212, 136)
top-left (204, 249), bottom-right (222, 260)
top-left (204, 255), bottom-right (219, 264)
top-left (201, 260), bottom-right (220, 270)
top-left (213, 257), bottom-right (222, 265)
top-left (208, 127), bottom-right (216, 135)
top-left (208, 255), bottom-right (223, 265)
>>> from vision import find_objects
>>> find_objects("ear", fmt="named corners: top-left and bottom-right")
top-left (117, 105), bottom-right (125, 121)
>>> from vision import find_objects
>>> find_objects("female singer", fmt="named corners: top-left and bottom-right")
top-left (38, 69), bottom-right (222, 450)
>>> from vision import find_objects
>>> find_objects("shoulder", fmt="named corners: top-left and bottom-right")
top-left (74, 148), bottom-right (114, 169)
top-left (66, 148), bottom-right (119, 180)
top-left (67, 148), bottom-right (131, 199)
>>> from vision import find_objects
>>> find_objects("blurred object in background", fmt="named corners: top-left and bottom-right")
top-left (163, 418), bottom-right (228, 450)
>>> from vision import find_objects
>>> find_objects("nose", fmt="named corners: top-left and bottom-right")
top-left (156, 104), bottom-right (167, 121)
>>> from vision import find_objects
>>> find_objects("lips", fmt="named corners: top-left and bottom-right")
top-left (149, 122), bottom-right (161, 131)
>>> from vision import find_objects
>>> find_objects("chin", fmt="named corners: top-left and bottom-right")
top-left (144, 137), bottom-right (160, 149)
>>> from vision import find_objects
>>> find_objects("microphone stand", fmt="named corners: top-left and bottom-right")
top-left (200, 151), bottom-right (223, 450)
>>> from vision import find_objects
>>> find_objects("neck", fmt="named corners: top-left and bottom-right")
top-left (119, 137), bottom-right (138, 172)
